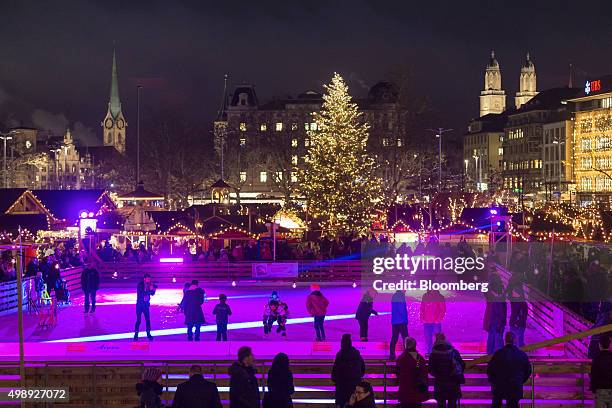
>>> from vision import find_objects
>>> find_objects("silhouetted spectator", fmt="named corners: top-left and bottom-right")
top-left (590, 334), bottom-right (612, 407)
top-left (229, 346), bottom-right (260, 408)
top-left (484, 274), bottom-right (507, 354)
top-left (172, 365), bottom-right (222, 408)
top-left (508, 283), bottom-right (528, 347)
top-left (428, 333), bottom-right (465, 408)
top-left (487, 332), bottom-right (531, 408)
top-left (396, 337), bottom-right (429, 408)
top-left (332, 334), bottom-right (365, 407)
top-left (263, 353), bottom-right (294, 408)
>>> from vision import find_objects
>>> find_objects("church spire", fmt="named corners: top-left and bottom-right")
top-left (216, 73), bottom-right (229, 121)
top-left (515, 52), bottom-right (538, 109)
top-left (109, 49), bottom-right (122, 119)
top-left (480, 50), bottom-right (506, 117)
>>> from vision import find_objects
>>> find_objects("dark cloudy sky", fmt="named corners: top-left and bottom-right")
top-left (1, 0), bottom-right (611, 146)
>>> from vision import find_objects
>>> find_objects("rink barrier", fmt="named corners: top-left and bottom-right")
top-left (495, 265), bottom-right (592, 358)
top-left (0, 266), bottom-right (83, 315)
top-left (0, 358), bottom-right (594, 407)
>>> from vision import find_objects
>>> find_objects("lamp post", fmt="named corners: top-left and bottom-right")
top-left (427, 128), bottom-right (453, 192)
top-left (0, 130), bottom-right (16, 188)
top-left (473, 155), bottom-right (480, 191)
top-left (136, 85), bottom-right (143, 184)
top-left (552, 137), bottom-right (564, 202)
top-left (464, 159), bottom-right (469, 191)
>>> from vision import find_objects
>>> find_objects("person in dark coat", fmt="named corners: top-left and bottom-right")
top-left (355, 291), bottom-right (378, 341)
top-left (229, 346), bottom-right (260, 408)
top-left (590, 334), bottom-right (612, 407)
top-left (134, 273), bottom-right (157, 341)
top-left (136, 367), bottom-right (163, 408)
top-left (183, 280), bottom-right (205, 341)
top-left (396, 337), bottom-right (428, 408)
top-left (487, 332), bottom-right (532, 408)
top-left (80, 264), bottom-right (100, 313)
top-left (508, 283), bottom-right (528, 347)
top-left (332, 334), bottom-right (366, 407)
top-left (344, 381), bottom-right (376, 408)
top-left (26, 257), bottom-right (39, 277)
top-left (390, 290), bottom-right (409, 359)
top-left (484, 275), bottom-right (507, 355)
top-left (263, 353), bottom-right (294, 408)
top-left (428, 333), bottom-right (465, 408)
top-left (46, 261), bottom-right (61, 298)
top-left (172, 365), bottom-right (222, 408)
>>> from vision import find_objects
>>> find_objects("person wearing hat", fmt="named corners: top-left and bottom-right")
top-left (306, 284), bottom-right (329, 341)
top-left (136, 367), bottom-right (163, 408)
top-left (397, 337), bottom-right (429, 407)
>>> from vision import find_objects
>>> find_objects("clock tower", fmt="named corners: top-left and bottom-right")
top-left (479, 50), bottom-right (506, 117)
top-left (101, 49), bottom-right (126, 154)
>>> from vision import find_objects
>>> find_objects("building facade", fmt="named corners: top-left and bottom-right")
top-left (463, 114), bottom-right (505, 192)
top-left (569, 76), bottom-right (612, 204)
top-left (501, 88), bottom-right (580, 205)
top-left (217, 82), bottom-right (410, 203)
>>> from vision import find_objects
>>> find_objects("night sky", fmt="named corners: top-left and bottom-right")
top-left (1, 0), bottom-right (611, 147)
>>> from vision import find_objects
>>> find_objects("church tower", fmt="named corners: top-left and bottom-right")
top-left (479, 51), bottom-right (506, 117)
top-left (515, 53), bottom-right (538, 109)
top-left (101, 49), bottom-right (126, 154)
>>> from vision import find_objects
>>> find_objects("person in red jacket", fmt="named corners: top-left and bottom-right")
top-left (306, 284), bottom-right (330, 341)
top-left (420, 289), bottom-right (446, 354)
top-left (396, 337), bottom-right (429, 408)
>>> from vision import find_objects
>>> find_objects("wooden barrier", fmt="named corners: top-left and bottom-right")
top-left (495, 264), bottom-right (593, 358)
top-left (0, 266), bottom-right (84, 316)
top-left (99, 260), bottom-right (367, 283)
top-left (0, 358), bottom-right (594, 407)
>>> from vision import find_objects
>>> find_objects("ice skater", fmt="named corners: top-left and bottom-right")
top-left (390, 289), bottom-right (409, 360)
top-left (355, 290), bottom-right (378, 341)
top-left (134, 273), bottom-right (157, 341)
top-left (213, 294), bottom-right (232, 341)
top-left (264, 299), bottom-right (290, 337)
top-left (306, 284), bottom-right (329, 341)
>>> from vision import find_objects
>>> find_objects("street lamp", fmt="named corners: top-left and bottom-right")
top-left (473, 155), bottom-right (481, 191)
top-left (552, 137), bottom-right (564, 202)
top-left (0, 130), bottom-right (16, 188)
top-left (426, 127), bottom-right (453, 192)
top-left (464, 159), bottom-right (469, 190)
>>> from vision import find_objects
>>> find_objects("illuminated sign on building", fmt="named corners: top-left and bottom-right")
top-left (585, 79), bottom-right (602, 95)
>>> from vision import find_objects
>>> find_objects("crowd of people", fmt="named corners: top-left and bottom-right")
top-left (135, 330), bottom-right (612, 408)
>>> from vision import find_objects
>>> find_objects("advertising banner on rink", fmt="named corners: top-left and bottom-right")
top-left (252, 262), bottom-right (298, 279)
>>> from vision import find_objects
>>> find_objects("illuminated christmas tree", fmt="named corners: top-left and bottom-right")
top-left (299, 73), bottom-right (383, 236)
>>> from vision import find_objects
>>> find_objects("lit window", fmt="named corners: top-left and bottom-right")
top-left (275, 171), bottom-right (283, 180)
top-left (239, 122), bottom-right (247, 132)
top-left (260, 123), bottom-right (267, 131)
top-left (239, 172), bottom-right (247, 182)
top-left (397, 139), bottom-right (402, 147)
top-left (602, 97), bottom-right (612, 109)
top-left (304, 123), bottom-right (309, 130)
top-left (291, 172), bottom-right (298, 183)
top-left (240, 138), bottom-right (246, 147)
top-left (498, 147), bottom-right (503, 156)
top-left (275, 122), bottom-right (283, 131)
top-left (309, 122), bottom-right (317, 131)
top-left (260, 171), bottom-right (267, 183)
top-left (291, 155), bottom-right (298, 165)
top-left (291, 123), bottom-right (298, 131)
top-left (291, 139), bottom-right (298, 147)
top-left (382, 138), bottom-right (389, 147)
top-left (305, 139), bottom-right (310, 147)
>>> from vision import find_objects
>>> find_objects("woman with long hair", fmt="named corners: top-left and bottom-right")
top-left (264, 352), bottom-right (294, 408)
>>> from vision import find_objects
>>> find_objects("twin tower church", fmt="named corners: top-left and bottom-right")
top-left (479, 51), bottom-right (538, 117)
